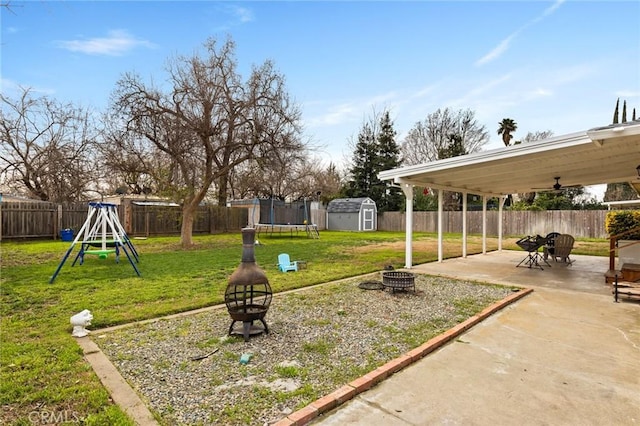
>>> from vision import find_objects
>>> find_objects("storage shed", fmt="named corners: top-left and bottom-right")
top-left (327, 197), bottom-right (377, 231)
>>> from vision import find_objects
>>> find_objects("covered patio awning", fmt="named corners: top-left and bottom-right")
top-left (378, 122), bottom-right (640, 267)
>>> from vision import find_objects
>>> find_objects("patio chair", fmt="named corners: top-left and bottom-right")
top-left (552, 234), bottom-right (575, 264)
top-left (543, 232), bottom-right (561, 260)
top-left (278, 253), bottom-right (298, 272)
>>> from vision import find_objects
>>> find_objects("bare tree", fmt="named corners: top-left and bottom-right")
top-left (515, 130), bottom-right (554, 205)
top-left (99, 116), bottom-right (158, 195)
top-left (303, 161), bottom-right (343, 204)
top-left (229, 149), bottom-right (307, 201)
top-left (513, 130), bottom-right (553, 146)
top-left (228, 152), bottom-right (341, 203)
top-left (0, 87), bottom-right (98, 202)
top-left (1, 2), bottom-right (20, 14)
top-left (107, 37), bottom-right (303, 247)
top-left (401, 108), bottom-right (488, 165)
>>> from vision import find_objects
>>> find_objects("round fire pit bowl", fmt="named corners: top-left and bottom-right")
top-left (227, 304), bottom-right (269, 341)
top-left (381, 271), bottom-right (416, 293)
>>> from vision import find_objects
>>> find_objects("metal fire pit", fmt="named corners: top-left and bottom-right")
top-left (381, 271), bottom-right (415, 293)
top-left (224, 228), bottom-right (272, 342)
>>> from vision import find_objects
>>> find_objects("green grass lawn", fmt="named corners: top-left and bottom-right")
top-left (0, 231), bottom-right (609, 425)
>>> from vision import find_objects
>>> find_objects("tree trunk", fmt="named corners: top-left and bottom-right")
top-left (180, 204), bottom-right (196, 248)
top-left (217, 173), bottom-right (228, 206)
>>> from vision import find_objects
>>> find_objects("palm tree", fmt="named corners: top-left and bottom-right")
top-left (497, 118), bottom-right (518, 146)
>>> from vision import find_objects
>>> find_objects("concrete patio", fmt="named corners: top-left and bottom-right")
top-left (312, 250), bottom-right (640, 425)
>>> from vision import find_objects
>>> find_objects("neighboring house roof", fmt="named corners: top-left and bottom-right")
top-left (603, 199), bottom-right (640, 209)
top-left (132, 201), bottom-right (180, 207)
top-left (96, 195), bottom-right (177, 206)
top-left (327, 197), bottom-right (375, 213)
top-left (378, 122), bottom-right (640, 196)
top-left (0, 194), bottom-right (50, 203)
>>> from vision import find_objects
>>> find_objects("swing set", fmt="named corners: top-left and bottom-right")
top-left (49, 202), bottom-right (140, 283)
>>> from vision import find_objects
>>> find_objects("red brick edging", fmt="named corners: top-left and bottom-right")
top-left (273, 287), bottom-right (534, 426)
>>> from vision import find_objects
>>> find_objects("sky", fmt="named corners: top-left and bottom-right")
top-left (2, 0), bottom-right (640, 195)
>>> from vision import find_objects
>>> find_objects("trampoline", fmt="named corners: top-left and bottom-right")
top-left (254, 198), bottom-right (319, 239)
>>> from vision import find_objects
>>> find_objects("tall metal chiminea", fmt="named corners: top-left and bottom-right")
top-left (224, 227), bottom-right (272, 342)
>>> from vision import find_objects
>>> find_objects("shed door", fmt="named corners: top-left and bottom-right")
top-left (362, 208), bottom-right (375, 231)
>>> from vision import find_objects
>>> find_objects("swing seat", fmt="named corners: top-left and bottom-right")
top-left (83, 249), bottom-right (117, 258)
top-left (81, 249), bottom-right (118, 263)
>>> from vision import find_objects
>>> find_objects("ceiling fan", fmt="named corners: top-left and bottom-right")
top-left (532, 177), bottom-right (579, 193)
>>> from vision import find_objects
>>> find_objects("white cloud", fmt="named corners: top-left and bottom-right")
top-left (547, 63), bottom-right (597, 86)
top-left (54, 30), bottom-right (155, 56)
top-left (230, 5), bottom-right (254, 23)
top-left (615, 90), bottom-right (640, 98)
top-left (211, 4), bottom-right (255, 31)
top-left (529, 88), bottom-right (553, 98)
top-left (306, 91), bottom-right (399, 128)
top-left (475, 35), bottom-right (516, 67)
top-left (0, 78), bottom-right (20, 94)
top-left (412, 83), bottom-right (439, 99)
top-left (0, 78), bottom-right (55, 96)
top-left (306, 103), bottom-right (359, 127)
top-left (446, 73), bottom-right (513, 109)
top-left (541, 0), bottom-right (566, 19)
top-left (475, 0), bottom-right (565, 67)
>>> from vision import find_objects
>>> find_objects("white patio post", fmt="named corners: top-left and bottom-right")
top-left (482, 195), bottom-right (487, 254)
top-left (401, 183), bottom-right (414, 268)
top-left (438, 189), bottom-right (444, 262)
top-left (462, 191), bottom-right (468, 258)
top-left (498, 196), bottom-right (505, 251)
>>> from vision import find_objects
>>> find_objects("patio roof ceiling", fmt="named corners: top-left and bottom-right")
top-left (379, 122), bottom-right (640, 197)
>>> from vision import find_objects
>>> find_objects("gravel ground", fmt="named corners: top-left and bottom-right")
top-left (95, 274), bottom-right (514, 425)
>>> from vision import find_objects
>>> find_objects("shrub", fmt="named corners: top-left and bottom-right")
top-left (605, 210), bottom-right (640, 239)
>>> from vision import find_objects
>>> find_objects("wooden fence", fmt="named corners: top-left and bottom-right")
top-left (0, 201), bottom-right (248, 240)
top-left (377, 210), bottom-right (609, 238)
top-left (0, 200), bottom-right (612, 240)
top-left (126, 204), bottom-right (248, 237)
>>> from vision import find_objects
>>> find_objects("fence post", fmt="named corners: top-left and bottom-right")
top-left (122, 199), bottom-right (132, 234)
top-left (145, 207), bottom-right (150, 237)
top-left (56, 204), bottom-right (63, 240)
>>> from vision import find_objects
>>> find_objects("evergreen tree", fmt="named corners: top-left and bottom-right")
top-left (344, 110), bottom-right (403, 212)
top-left (376, 111), bottom-right (403, 211)
top-left (344, 122), bottom-right (378, 198)
top-left (605, 99), bottom-right (639, 202)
